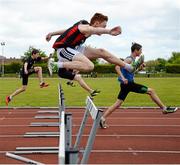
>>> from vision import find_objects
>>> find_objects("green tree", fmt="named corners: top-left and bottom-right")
top-left (21, 46), bottom-right (47, 62)
top-left (155, 58), bottom-right (167, 72)
top-left (168, 52), bottom-right (180, 64)
top-left (145, 60), bottom-right (159, 73)
top-left (91, 59), bottom-right (99, 65)
top-left (165, 52), bottom-right (180, 73)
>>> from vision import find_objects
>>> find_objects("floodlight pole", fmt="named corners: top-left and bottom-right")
top-left (1, 42), bottom-right (5, 77)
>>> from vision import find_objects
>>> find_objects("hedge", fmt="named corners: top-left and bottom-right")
top-left (93, 64), bottom-right (116, 73)
top-left (4, 63), bottom-right (180, 74)
top-left (166, 64), bottom-right (180, 73)
top-left (4, 62), bottom-right (22, 73)
top-left (4, 62), bottom-right (48, 73)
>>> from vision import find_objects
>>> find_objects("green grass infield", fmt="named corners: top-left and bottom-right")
top-left (0, 77), bottom-right (179, 107)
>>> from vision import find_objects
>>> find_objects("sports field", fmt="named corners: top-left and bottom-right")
top-left (0, 78), bottom-right (180, 164)
top-left (0, 77), bottom-right (179, 107)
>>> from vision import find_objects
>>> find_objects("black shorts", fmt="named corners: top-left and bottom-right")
top-left (58, 68), bottom-right (76, 80)
top-left (21, 68), bottom-right (35, 85)
top-left (118, 82), bottom-right (148, 101)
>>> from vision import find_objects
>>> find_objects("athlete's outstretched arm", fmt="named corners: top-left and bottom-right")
top-left (79, 24), bottom-right (121, 36)
top-left (46, 29), bottom-right (67, 41)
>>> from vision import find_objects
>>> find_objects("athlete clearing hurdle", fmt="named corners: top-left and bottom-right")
top-left (6, 49), bottom-right (50, 105)
top-left (46, 13), bottom-right (143, 76)
top-left (99, 43), bottom-right (177, 129)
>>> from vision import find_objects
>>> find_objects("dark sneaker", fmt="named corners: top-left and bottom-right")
top-left (131, 54), bottom-right (144, 72)
top-left (99, 118), bottom-right (108, 129)
top-left (66, 81), bottom-right (75, 87)
top-left (90, 89), bottom-right (101, 97)
top-left (5, 96), bottom-right (11, 106)
top-left (162, 107), bottom-right (178, 114)
top-left (40, 82), bottom-right (49, 88)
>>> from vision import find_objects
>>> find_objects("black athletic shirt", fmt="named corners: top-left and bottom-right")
top-left (22, 56), bottom-right (41, 73)
top-left (53, 20), bottom-right (89, 49)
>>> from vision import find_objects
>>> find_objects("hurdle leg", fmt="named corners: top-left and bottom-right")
top-left (74, 107), bottom-right (90, 149)
top-left (81, 109), bottom-right (103, 164)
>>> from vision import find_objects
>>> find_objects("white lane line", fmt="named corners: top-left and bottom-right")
top-left (0, 125), bottom-right (29, 127)
top-left (0, 111), bottom-right (179, 114)
top-left (0, 117), bottom-right (5, 120)
top-left (1, 118), bottom-right (40, 119)
top-left (73, 117), bottom-right (180, 120)
top-left (1, 124), bottom-right (180, 127)
top-left (83, 134), bottom-right (180, 137)
top-left (2, 117), bottom-right (180, 120)
top-left (90, 150), bottom-right (180, 154)
top-left (1, 134), bottom-right (180, 138)
top-left (99, 125), bottom-right (180, 127)
top-left (128, 147), bottom-right (138, 156)
top-left (0, 110), bottom-right (179, 114)
top-left (0, 150), bottom-right (180, 154)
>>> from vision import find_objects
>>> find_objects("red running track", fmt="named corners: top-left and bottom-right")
top-left (0, 107), bottom-right (180, 164)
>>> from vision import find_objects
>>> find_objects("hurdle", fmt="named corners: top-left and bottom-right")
top-left (6, 84), bottom-right (103, 164)
top-left (5, 84), bottom-right (66, 164)
top-left (35, 116), bottom-right (59, 119)
top-left (6, 152), bottom-right (45, 165)
top-left (75, 96), bottom-right (103, 164)
top-left (30, 122), bottom-right (59, 127)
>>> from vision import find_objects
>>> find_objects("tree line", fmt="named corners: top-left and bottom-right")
top-left (1, 47), bottom-right (180, 75)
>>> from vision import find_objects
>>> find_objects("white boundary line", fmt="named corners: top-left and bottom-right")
top-left (72, 117), bottom-right (180, 120)
top-left (91, 150), bottom-right (180, 154)
top-left (0, 106), bottom-right (179, 109)
top-left (1, 134), bottom-right (180, 138)
top-left (1, 117), bottom-right (180, 120)
top-left (1, 124), bottom-right (180, 127)
top-left (1, 150), bottom-right (180, 154)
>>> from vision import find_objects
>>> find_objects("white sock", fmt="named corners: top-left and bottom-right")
top-left (9, 95), bottom-right (12, 100)
top-left (162, 107), bottom-right (167, 111)
top-left (101, 116), bottom-right (105, 121)
top-left (55, 62), bottom-right (64, 68)
top-left (40, 82), bottom-right (44, 85)
top-left (124, 63), bottom-right (133, 72)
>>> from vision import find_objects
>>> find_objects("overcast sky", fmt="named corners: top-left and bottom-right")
top-left (0, 0), bottom-right (180, 61)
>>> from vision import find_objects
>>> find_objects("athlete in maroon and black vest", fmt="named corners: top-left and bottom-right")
top-left (53, 20), bottom-right (89, 50)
